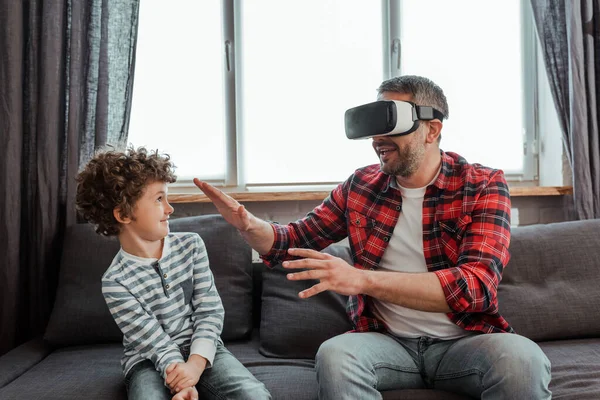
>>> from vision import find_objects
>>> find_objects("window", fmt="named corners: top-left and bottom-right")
top-left (129, 0), bottom-right (541, 191)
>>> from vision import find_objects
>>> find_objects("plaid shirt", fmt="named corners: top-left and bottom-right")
top-left (261, 151), bottom-right (514, 335)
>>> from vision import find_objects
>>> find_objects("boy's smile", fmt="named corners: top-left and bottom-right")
top-left (118, 180), bottom-right (175, 258)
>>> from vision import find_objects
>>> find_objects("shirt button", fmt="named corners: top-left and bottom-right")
top-left (355, 219), bottom-right (360, 225)
top-left (163, 273), bottom-right (168, 278)
top-left (165, 284), bottom-right (170, 290)
top-left (396, 206), bottom-right (401, 210)
top-left (383, 237), bottom-right (389, 242)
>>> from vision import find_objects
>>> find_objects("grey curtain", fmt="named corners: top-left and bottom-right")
top-left (0, 0), bottom-right (139, 356)
top-left (531, 0), bottom-right (600, 219)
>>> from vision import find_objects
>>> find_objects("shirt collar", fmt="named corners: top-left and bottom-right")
top-left (119, 234), bottom-right (171, 264)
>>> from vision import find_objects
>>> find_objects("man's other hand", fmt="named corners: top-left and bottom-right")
top-left (283, 248), bottom-right (366, 298)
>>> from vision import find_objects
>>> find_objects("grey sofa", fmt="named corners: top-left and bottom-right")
top-left (1, 214), bottom-right (600, 400)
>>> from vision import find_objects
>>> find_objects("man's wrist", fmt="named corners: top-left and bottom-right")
top-left (360, 269), bottom-right (373, 296)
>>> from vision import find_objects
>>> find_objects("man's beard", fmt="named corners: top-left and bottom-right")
top-left (380, 134), bottom-right (426, 178)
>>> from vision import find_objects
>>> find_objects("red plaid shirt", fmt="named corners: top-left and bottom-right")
top-left (262, 151), bottom-right (514, 335)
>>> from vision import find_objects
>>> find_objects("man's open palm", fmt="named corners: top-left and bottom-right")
top-left (193, 179), bottom-right (251, 231)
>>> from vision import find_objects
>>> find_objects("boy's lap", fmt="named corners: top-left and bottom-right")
top-left (198, 343), bottom-right (270, 399)
top-left (126, 344), bottom-right (270, 400)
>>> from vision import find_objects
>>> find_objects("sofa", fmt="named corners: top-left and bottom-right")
top-left (1, 214), bottom-right (600, 400)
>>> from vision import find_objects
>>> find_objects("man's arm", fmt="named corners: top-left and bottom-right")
top-left (284, 171), bottom-right (511, 314)
top-left (284, 248), bottom-right (450, 312)
top-left (432, 171), bottom-right (511, 313)
top-left (362, 271), bottom-right (451, 312)
top-left (102, 279), bottom-right (184, 377)
top-left (194, 178), bottom-right (349, 263)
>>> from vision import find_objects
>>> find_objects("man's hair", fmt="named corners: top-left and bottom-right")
top-left (75, 146), bottom-right (177, 236)
top-left (377, 75), bottom-right (449, 120)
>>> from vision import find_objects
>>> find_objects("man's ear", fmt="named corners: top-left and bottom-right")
top-left (426, 120), bottom-right (442, 144)
top-left (113, 208), bottom-right (131, 224)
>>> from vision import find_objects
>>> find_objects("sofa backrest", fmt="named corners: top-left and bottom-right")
top-left (498, 219), bottom-right (600, 341)
top-left (45, 213), bottom-right (600, 351)
top-left (44, 215), bottom-right (253, 347)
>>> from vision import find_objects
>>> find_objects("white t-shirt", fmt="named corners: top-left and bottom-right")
top-left (369, 175), bottom-right (470, 339)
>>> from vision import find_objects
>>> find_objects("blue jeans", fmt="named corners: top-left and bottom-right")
top-left (125, 342), bottom-right (271, 400)
top-left (315, 332), bottom-right (551, 400)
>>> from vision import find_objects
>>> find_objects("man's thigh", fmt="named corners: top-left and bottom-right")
top-left (126, 360), bottom-right (171, 400)
top-left (317, 332), bottom-right (426, 392)
top-left (198, 343), bottom-right (271, 400)
top-left (431, 333), bottom-right (551, 398)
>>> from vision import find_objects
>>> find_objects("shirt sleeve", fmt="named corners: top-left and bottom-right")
top-left (188, 234), bottom-right (224, 368)
top-left (102, 279), bottom-right (184, 379)
top-left (261, 177), bottom-right (351, 267)
top-left (434, 170), bottom-right (511, 314)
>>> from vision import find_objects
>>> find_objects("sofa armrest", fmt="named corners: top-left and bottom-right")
top-left (0, 337), bottom-right (52, 388)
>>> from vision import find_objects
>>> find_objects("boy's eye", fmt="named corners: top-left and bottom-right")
top-left (157, 196), bottom-right (162, 202)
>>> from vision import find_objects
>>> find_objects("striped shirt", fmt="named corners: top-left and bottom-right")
top-left (102, 232), bottom-right (224, 379)
top-left (261, 151), bottom-right (513, 335)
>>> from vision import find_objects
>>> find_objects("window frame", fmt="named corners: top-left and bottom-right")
top-left (156, 0), bottom-right (542, 194)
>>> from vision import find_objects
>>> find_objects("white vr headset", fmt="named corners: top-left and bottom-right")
top-left (344, 100), bottom-right (444, 140)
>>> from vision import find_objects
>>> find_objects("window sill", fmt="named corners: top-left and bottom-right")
top-left (169, 186), bottom-right (573, 203)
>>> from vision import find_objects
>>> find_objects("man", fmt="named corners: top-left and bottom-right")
top-left (194, 75), bottom-right (551, 399)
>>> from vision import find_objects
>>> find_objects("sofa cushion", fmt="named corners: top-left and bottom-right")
top-left (259, 243), bottom-right (353, 359)
top-left (168, 215), bottom-right (254, 341)
top-left (44, 224), bottom-right (123, 346)
top-left (44, 214), bottom-right (253, 347)
top-left (537, 338), bottom-right (600, 399)
top-left (498, 219), bottom-right (600, 341)
top-left (0, 344), bottom-right (127, 400)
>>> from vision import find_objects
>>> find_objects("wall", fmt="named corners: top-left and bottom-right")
top-left (172, 196), bottom-right (572, 227)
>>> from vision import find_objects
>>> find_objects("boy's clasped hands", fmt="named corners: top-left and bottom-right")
top-left (166, 354), bottom-right (208, 400)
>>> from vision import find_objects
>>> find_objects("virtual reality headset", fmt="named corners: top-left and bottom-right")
top-left (344, 100), bottom-right (444, 140)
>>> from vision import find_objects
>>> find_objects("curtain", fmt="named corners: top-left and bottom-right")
top-left (531, 0), bottom-right (600, 219)
top-left (0, 0), bottom-right (139, 356)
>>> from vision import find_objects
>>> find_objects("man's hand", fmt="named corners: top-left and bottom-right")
top-left (193, 179), bottom-right (275, 255)
top-left (283, 248), bottom-right (366, 298)
top-left (171, 386), bottom-right (198, 400)
top-left (165, 355), bottom-right (207, 393)
top-left (193, 179), bottom-right (251, 231)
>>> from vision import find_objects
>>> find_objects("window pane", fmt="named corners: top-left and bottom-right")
top-left (128, 1), bottom-right (226, 180)
top-left (240, 0), bottom-right (384, 184)
top-left (401, 0), bottom-right (524, 173)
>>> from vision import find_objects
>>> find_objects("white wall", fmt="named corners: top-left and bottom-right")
top-left (172, 196), bottom-right (571, 228)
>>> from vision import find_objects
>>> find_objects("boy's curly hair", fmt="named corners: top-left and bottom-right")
top-left (75, 146), bottom-right (177, 236)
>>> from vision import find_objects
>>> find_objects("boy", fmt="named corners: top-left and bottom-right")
top-left (75, 146), bottom-right (270, 400)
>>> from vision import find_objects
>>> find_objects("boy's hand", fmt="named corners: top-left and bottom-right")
top-left (171, 386), bottom-right (198, 400)
top-left (166, 355), bottom-right (207, 393)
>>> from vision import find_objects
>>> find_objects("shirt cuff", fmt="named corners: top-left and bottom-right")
top-left (190, 338), bottom-right (217, 368)
top-left (259, 223), bottom-right (290, 267)
top-left (434, 268), bottom-right (473, 313)
top-left (157, 348), bottom-right (185, 379)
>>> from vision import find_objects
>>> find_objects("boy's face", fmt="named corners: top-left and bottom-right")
top-left (126, 181), bottom-right (174, 242)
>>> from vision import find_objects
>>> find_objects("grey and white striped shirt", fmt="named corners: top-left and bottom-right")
top-left (102, 232), bottom-right (224, 378)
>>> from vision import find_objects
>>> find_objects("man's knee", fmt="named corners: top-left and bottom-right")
top-left (495, 335), bottom-right (550, 375)
top-left (489, 334), bottom-right (551, 397)
top-left (315, 337), bottom-right (349, 370)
